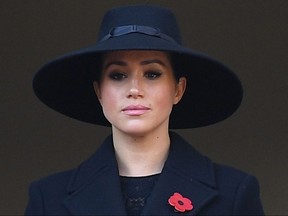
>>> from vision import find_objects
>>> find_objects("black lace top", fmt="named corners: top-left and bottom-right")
top-left (120, 174), bottom-right (160, 215)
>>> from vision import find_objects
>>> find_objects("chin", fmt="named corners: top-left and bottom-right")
top-left (119, 126), bottom-right (152, 137)
top-left (113, 119), bottom-right (169, 137)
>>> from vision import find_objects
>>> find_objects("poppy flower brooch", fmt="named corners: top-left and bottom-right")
top-left (168, 192), bottom-right (193, 213)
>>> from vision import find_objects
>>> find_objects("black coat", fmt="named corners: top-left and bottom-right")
top-left (25, 132), bottom-right (264, 215)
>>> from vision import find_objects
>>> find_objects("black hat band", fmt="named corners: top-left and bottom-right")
top-left (99, 25), bottom-right (178, 44)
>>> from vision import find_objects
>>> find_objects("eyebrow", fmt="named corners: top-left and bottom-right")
top-left (103, 61), bottom-right (127, 70)
top-left (103, 59), bottom-right (166, 70)
top-left (140, 59), bottom-right (166, 67)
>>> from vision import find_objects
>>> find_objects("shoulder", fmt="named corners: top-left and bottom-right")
top-left (25, 169), bottom-right (76, 215)
top-left (214, 162), bottom-right (256, 183)
top-left (169, 132), bottom-right (264, 214)
top-left (213, 162), bottom-right (261, 196)
top-left (170, 131), bottom-right (258, 184)
top-left (30, 135), bottom-right (115, 190)
top-left (29, 168), bottom-right (75, 195)
top-left (213, 163), bottom-right (264, 214)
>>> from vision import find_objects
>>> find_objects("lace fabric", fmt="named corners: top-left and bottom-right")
top-left (120, 174), bottom-right (160, 215)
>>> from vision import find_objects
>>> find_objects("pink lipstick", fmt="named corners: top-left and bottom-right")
top-left (122, 105), bottom-right (150, 116)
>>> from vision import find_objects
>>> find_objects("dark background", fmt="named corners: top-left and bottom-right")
top-left (1, 0), bottom-right (287, 215)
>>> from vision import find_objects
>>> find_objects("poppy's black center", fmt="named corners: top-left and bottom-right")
top-left (178, 200), bottom-right (184, 205)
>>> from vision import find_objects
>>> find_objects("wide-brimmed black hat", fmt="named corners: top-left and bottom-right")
top-left (33, 5), bottom-right (243, 129)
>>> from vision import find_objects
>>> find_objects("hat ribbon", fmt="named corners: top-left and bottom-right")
top-left (99, 25), bottom-right (178, 44)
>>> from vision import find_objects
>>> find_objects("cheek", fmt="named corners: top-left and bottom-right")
top-left (100, 86), bottom-right (119, 108)
top-left (100, 90), bottom-right (119, 122)
top-left (151, 86), bottom-right (177, 106)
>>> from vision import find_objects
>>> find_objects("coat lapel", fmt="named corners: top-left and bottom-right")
top-left (63, 132), bottom-right (218, 215)
top-left (141, 132), bottom-right (218, 215)
top-left (63, 135), bottom-right (127, 215)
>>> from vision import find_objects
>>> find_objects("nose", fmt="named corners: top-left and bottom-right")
top-left (127, 77), bottom-right (144, 99)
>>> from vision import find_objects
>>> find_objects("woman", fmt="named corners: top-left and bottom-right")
top-left (26, 5), bottom-right (264, 215)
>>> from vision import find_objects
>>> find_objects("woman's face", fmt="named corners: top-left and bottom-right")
top-left (94, 50), bottom-right (186, 136)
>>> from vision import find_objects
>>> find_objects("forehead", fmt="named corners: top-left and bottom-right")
top-left (102, 50), bottom-right (171, 64)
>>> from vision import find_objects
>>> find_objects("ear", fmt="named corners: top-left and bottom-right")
top-left (173, 77), bottom-right (186, 105)
top-left (93, 81), bottom-right (102, 103)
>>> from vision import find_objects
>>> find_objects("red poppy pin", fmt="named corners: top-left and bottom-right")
top-left (168, 192), bottom-right (193, 212)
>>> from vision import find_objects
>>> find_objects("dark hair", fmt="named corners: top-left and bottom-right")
top-left (92, 54), bottom-right (104, 83)
top-left (169, 52), bottom-right (186, 81)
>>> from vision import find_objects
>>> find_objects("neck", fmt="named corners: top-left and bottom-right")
top-left (112, 127), bottom-right (170, 177)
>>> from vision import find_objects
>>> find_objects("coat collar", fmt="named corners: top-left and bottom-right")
top-left (63, 132), bottom-right (218, 215)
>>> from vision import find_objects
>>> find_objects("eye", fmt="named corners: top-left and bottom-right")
top-left (145, 71), bottom-right (162, 80)
top-left (108, 72), bottom-right (127, 81)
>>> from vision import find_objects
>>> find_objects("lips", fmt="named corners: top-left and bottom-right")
top-left (122, 105), bottom-right (151, 116)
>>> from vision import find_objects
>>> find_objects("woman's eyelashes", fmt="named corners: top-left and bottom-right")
top-left (108, 71), bottom-right (127, 80)
top-left (107, 70), bottom-right (162, 81)
top-left (144, 71), bottom-right (162, 80)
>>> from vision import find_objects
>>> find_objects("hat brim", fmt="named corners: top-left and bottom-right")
top-left (33, 33), bottom-right (243, 129)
